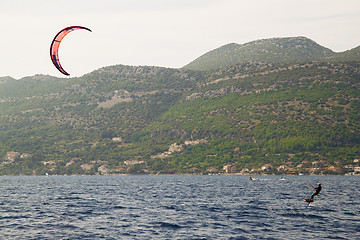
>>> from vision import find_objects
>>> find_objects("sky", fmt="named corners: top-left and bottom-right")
top-left (1, 0), bottom-right (360, 79)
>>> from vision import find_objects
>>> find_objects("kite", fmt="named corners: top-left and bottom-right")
top-left (50, 26), bottom-right (92, 75)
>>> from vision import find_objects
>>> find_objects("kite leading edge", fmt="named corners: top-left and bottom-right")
top-left (50, 26), bottom-right (92, 76)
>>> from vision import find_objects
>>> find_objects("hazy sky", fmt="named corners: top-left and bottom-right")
top-left (1, 0), bottom-right (360, 79)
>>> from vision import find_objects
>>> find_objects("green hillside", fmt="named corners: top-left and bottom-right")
top-left (1, 38), bottom-right (360, 176)
top-left (0, 76), bottom-right (15, 84)
top-left (183, 36), bottom-right (359, 71)
top-left (138, 62), bottom-right (360, 174)
top-left (333, 46), bottom-right (360, 62)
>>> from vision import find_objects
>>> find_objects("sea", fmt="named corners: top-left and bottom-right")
top-left (0, 175), bottom-right (359, 240)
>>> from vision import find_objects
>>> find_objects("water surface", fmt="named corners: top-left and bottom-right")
top-left (1, 175), bottom-right (359, 239)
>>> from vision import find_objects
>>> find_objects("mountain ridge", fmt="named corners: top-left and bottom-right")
top-left (2, 36), bottom-right (360, 80)
top-left (183, 36), bottom-right (359, 71)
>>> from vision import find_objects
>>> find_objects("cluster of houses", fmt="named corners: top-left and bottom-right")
top-left (3, 151), bottom-right (31, 163)
top-left (151, 139), bottom-right (208, 159)
top-left (42, 158), bottom-right (148, 175)
top-left (222, 159), bottom-right (360, 175)
top-left (42, 158), bottom-right (111, 175)
top-left (3, 150), bottom-right (143, 175)
top-left (3, 150), bottom-right (360, 175)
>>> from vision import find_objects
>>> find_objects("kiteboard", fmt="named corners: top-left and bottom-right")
top-left (303, 198), bottom-right (313, 204)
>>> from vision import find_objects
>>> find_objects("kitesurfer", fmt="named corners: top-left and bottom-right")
top-left (309, 183), bottom-right (322, 201)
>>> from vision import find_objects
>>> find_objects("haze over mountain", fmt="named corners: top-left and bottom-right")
top-left (1, 36), bottom-right (359, 176)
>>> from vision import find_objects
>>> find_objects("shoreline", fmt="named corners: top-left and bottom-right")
top-left (1, 173), bottom-right (359, 177)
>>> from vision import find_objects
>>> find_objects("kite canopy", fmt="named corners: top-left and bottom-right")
top-left (50, 26), bottom-right (92, 76)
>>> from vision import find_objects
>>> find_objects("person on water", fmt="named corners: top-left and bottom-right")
top-left (309, 183), bottom-right (322, 201)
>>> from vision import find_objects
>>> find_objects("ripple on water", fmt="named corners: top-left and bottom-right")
top-left (0, 175), bottom-right (359, 239)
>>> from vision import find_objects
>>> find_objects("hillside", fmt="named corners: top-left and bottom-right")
top-left (0, 76), bottom-right (15, 84)
top-left (1, 37), bottom-right (360, 176)
top-left (183, 36), bottom-right (359, 71)
top-left (333, 46), bottom-right (360, 62)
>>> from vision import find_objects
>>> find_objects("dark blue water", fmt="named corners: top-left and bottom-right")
top-left (0, 175), bottom-right (359, 239)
